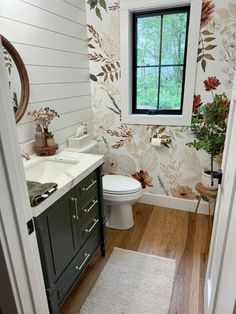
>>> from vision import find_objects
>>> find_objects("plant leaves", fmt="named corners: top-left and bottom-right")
top-left (99, 0), bottom-right (107, 11)
top-left (88, 43), bottom-right (95, 48)
top-left (204, 37), bottom-right (216, 42)
top-left (106, 64), bottom-right (111, 71)
top-left (106, 106), bottom-right (120, 115)
top-left (88, 0), bottom-right (98, 10)
top-left (198, 48), bottom-right (203, 54)
top-left (97, 72), bottom-right (105, 76)
top-left (115, 71), bottom-right (118, 80)
top-left (96, 7), bottom-right (102, 20)
top-left (110, 73), bottom-right (114, 82)
top-left (204, 54), bottom-right (215, 60)
top-left (101, 66), bottom-right (107, 73)
top-left (201, 59), bottom-right (206, 72)
top-left (90, 74), bottom-right (98, 81)
top-left (205, 45), bottom-right (217, 51)
top-left (197, 55), bottom-right (203, 62)
top-left (202, 30), bottom-right (213, 36)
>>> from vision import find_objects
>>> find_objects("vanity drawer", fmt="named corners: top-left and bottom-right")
top-left (81, 215), bottom-right (100, 244)
top-left (79, 193), bottom-right (99, 224)
top-left (48, 225), bottom-right (101, 312)
top-left (77, 171), bottom-right (98, 200)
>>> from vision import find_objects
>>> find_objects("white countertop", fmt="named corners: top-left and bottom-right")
top-left (24, 151), bottom-right (104, 217)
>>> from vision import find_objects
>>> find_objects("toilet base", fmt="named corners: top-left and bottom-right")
top-left (105, 204), bottom-right (134, 230)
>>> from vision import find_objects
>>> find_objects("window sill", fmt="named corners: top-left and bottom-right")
top-left (121, 112), bottom-right (192, 126)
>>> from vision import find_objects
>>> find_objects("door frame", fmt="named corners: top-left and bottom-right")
top-left (0, 37), bottom-right (48, 313)
top-left (204, 75), bottom-right (236, 313)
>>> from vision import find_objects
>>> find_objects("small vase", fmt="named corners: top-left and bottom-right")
top-left (47, 137), bottom-right (55, 147)
top-left (35, 125), bottom-right (46, 148)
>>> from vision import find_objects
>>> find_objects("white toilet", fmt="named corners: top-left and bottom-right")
top-left (103, 175), bottom-right (143, 230)
top-left (66, 140), bottom-right (143, 230)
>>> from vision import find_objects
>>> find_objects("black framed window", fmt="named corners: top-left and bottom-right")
top-left (132, 6), bottom-right (190, 115)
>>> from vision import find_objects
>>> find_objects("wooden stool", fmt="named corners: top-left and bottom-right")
top-left (195, 182), bottom-right (218, 223)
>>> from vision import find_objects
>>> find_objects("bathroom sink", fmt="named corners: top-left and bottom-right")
top-left (24, 158), bottom-right (79, 183)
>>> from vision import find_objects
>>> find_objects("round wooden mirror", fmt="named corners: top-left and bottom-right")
top-left (1, 35), bottom-right (29, 123)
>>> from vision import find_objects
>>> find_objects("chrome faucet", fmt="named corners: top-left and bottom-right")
top-left (21, 150), bottom-right (30, 161)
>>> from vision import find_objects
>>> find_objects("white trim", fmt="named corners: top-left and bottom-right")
top-left (0, 37), bottom-right (49, 313)
top-left (120, 0), bottom-right (202, 126)
top-left (140, 192), bottom-right (209, 215)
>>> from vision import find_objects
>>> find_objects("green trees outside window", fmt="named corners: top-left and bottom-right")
top-left (133, 7), bottom-right (190, 114)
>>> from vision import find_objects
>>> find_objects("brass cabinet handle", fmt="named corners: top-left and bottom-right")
top-left (85, 219), bottom-right (99, 233)
top-left (71, 197), bottom-right (79, 220)
top-left (82, 179), bottom-right (97, 192)
top-left (75, 253), bottom-right (90, 271)
top-left (83, 200), bottom-right (98, 213)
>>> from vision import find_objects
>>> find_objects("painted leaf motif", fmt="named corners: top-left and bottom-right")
top-left (139, 149), bottom-right (158, 172)
top-left (204, 54), bottom-right (215, 60)
top-left (198, 48), bottom-right (203, 54)
top-left (216, 8), bottom-right (230, 19)
top-left (201, 59), bottom-right (206, 72)
top-left (204, 37), bottom-right (216, 42)
top-left (87, 0), bottom-right (98, 9)
top-left (118, 155), bottom-right (136, 174)
top-left (88, 43), bottom-right (95, 48)
top-left (96, 7), bottom-right (102, 20)
top-left (99, 0), bottom-right (107, 11)
top-left (205, 45), bottom-right (217, 50)
top-left (197, 55), bottom-right (203, 63)
top-left (90, 74), bottom-right (98, 81)
top-left (229, 3), bottom-right (236, 19)
top-left (201, 30), bottom-right (213, 36)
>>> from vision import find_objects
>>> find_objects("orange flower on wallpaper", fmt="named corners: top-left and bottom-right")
top-left (171, 185), bottom-right (196, 200)
top-left (204, 76), bottom-right (221, 91)
top-left (201, 0), bottom-right (215, 28)
top-left (132, 170), bottom-right (153, 189)
top-left (192, 94), bottom-right (202, 114)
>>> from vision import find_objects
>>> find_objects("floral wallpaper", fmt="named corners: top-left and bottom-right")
top-left (85, 0), bottom-right (236, 201)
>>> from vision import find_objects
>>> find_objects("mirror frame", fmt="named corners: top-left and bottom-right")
top-left (1, 35), bottom-right (29, 123)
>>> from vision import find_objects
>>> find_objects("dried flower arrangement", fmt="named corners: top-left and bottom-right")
top-left (28, 107), bottom-right (59, 137)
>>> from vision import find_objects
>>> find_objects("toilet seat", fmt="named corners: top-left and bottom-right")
top-left (103, 175), bottom-right (142, 195)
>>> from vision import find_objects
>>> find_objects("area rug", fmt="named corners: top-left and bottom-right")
top-left (79, 247), bottom-right (176, 314)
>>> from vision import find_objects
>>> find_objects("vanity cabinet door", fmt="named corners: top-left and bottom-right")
top-left (34, 189), bottom-right (80, 290)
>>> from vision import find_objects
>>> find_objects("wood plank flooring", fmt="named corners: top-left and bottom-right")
top-left (61, 203), bottom-right (212, 314)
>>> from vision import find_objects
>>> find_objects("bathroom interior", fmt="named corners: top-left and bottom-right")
top-left (1, 0), bottom-right (236, 313)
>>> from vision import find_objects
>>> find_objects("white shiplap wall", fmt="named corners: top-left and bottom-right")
top-left (0, 0), bottom-right (92, 152)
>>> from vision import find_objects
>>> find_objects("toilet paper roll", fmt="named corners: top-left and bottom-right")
top-left (150, 137), bottom-right (162, 147)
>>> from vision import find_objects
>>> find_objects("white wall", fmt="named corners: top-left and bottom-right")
top-left (0, 0), bottom-right (92, 153)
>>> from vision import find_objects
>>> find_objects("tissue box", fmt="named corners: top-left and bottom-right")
top-left (68, 134), bottom-right (90, 148)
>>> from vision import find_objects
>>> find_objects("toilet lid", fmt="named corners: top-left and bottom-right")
top-left (103, 175), bottom-right (142, 195)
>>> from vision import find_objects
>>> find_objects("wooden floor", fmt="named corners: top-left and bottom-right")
top-left (61, 203), bottom-right (212, 314)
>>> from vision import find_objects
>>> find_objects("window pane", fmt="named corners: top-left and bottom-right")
top-left (159, 66), bottom-right (183, 110)
top-left (136, 67), bottom-right (158, 110)
top-left (161, 13), bottom-right (188, 65)
top-left (137, 16), bottom-right (161, 66)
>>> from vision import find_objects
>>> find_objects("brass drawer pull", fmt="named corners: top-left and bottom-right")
top-left (75, 253), bottom-right (90, 271)
top-left (82, 179), bottom-right (97, 192)
top-left (71, 197), bottom-right (79, 220)
top-left (83, 200), bottom-right (98, 213)
top-left (85, 219), bottom-right (99, 233)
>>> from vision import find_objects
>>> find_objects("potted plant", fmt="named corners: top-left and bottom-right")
top-left (187, 77), bottom-right (230, 189)
top-left (46, 132), bottom-right (55, 147)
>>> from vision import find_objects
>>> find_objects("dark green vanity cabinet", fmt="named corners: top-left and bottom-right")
top-left (34, 166), bottom-right (106, 314)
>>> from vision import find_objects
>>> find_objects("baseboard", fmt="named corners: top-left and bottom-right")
top-left (140, 193), bottom-right (210, 215)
